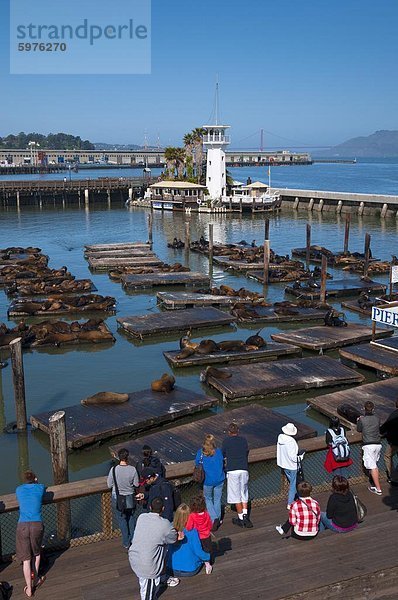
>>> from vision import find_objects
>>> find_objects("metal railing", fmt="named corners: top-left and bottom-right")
top-left (0, 433), bottom-right (372, 560)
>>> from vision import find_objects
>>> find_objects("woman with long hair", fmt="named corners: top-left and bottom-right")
top-left (168, 504), bottom-right (211, 577)
top-left (320, 475), bottom-right (358, 533)
top-left (195, 434), bottom-right (225, 530)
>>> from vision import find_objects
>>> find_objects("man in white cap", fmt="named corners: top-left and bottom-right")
top-left (277, 423), bottom-right (299, 509)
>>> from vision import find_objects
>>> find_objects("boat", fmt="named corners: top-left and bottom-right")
top-left (222, 181), bottom-right (281, 212)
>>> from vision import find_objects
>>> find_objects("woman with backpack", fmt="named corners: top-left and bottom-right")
top-left (324, 417), bottom-right (353, 478)
top-left (320, 476), bottom-right (358, 533)
top-left (194, 434), bottom-right (225, 531)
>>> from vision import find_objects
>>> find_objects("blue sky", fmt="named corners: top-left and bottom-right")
top-left (1, 0), bottom-right (397, 148)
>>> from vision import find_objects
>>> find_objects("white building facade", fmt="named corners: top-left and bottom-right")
top-left (202, 125), bottom-right (230, 200)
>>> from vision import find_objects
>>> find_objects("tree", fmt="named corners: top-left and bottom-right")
top-left (183, 132), bottom-right (194, 179)
top-left (191, 127), bottom-right (206, 182)
top-left (164, 146), bottom-right (185, 178)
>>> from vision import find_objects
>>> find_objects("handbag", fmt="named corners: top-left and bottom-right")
top-left (353, 493), bottom-right (367, 523)
top-left (113, 466), bottom-right (127, 513)
top-left (192, 452), bottom-right (205, 484)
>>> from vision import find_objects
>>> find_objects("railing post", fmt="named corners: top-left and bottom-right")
top-left (9, 338), bottom-right (27, 431)
top-left (49, 411), bottom-right (71, 544)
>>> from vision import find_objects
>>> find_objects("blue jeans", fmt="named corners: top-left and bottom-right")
top-left (111, 495), bottom-right (136, 548)
top-left (284, 469), bottom-right (297, 506)
top-left (203, 481), bottom-right (224, 522)
top-left (173, 565), bottom-right (202, 577)
top-left (332, 466), bottom-right (349, 478)
top-left (319, 512), bottom-right (345, 533)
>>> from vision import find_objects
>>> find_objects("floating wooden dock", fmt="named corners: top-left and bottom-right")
top-left (236, 305), bottom-right (329, 324)
top-left (339, 341), bottom-right (398, 376)
top-left (308, 378), bottom-right (398, 426)
top-left (30, 386), bottom-right (218, 449)
top-left (88, 256), bottom-right (163, 270)
top-left (157, 291), bottom-right (240, 310)
top-left (121, 272), bottom-right (210, 290)
top-left (84, 242), bottom-right (151, 252)
top-left (117, 307), bottom-right (236, 339)
top-left (109, 405), bottom-right (317, 464)
top-left (371, 336), bottom-right (398, 353)
top-left (164, 341), bottom-right (301, 368)
top-left (8, 295), bottom-right (116, 317)
top-left (285, 279), bottom-right (386, 299)
top-left (85, 249), bottom-right (156, 259)
top-left (212, 256), bottom-right (266, 271)
top-left (341, 295), bottom-right (398, 317)
top-left (204, 356), bottom-right (364, 402)
top-left (271, 324), bottom-right (393, 351)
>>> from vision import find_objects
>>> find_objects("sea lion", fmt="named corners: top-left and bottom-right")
top-left (179, 333), bottom-right (198, 351)
top-left (151, 373), bottom-right (176, 393)
top-left (218, 340), bottom-right (246, 352)
top-left (176, 346), bottom-right (196, 360)
top-left (81, 391), bottom-right (129, 406)
top-left (195, 339), bottom-right (220, 355)
top-left (337, 403), bottom-right (361, 424)
top-left (200, 366), bottom-right (232, 383)
top-left (245, 330), bottom-right (266, 348)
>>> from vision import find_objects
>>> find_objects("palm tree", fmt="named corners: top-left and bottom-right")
top-left (175, 147), bottom-right (186, 178)
top-left (183, 133), bottom-right (194, 180)
top-left (164, 146), bottom-right (178, 178)
top-left (163, 146), bottom-right (186, 179)
top-left (191, 127), bottom-right (206, 182)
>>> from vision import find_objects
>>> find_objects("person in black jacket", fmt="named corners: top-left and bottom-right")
top-left (137, 468), bottom-right (175, 522)
top-left (136, 445), bottom-right (166, 484)
top-left (319, 476), bottom-right (358, 533)
top-left (380, 400), bottom-right (398, 483)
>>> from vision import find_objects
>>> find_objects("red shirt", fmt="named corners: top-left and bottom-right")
top-left (289, 497), bottom-right (320, 536)
top-left (186, 511), bottom-right (212, 539)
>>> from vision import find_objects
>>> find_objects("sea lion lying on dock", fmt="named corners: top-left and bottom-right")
top-left (13, 278), bottom-right (93, 296)
top-left (245, 330), bottom-right (266, 348)
top-left (151, 373), bottom-right (176, 393)
top-left (81, 392), bottom-right (129, 406)
top-left (337, 403), bottom-right (361, 424)
top-left (11, 294), bottom-right (115, 315)
top-left (324, 308), bottom-right (347, 327)
top-left (0, 246), bottom-right (41, 255)
top-left (200, 366), bottom-right (232, 383)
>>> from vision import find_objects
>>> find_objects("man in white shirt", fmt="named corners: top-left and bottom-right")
top-left (277, 423), bottom-right (299, 509)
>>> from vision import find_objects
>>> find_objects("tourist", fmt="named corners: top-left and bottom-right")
top-left (275, 481), bottom-right (320, 540)
top-left (15, 470), bottom-right (46, 598)
top-left (357, 401), bottom-right (382, 495)
top-left (186, 494), bottom-right (213, 573)
top-left (222, 422), bottom-right (252, 528)
top-left (136, 445), bottom-right (166, 483)
top-left (129, 497), bottom-right (180, 599)
top-left (276, 423), bottom-right (300, 509)
top-left (324, 417), bottom-right (353, 478)
top-left (195, 434), bottom-right (225, 530)
top-left (107, 448), bottom-right (139, 549)
top-left (137, 467), bottom-right (176, 522)
top-left (168, 504), bottom-right (211, 577)
top-left (319, 476), bottom-right (358, 533)
top-left (380, 400), bottom-right (398, 483)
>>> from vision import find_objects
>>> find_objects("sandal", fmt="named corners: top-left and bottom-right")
top-left (35, 576), bottom-right (46, 589)
top-left (24, 586), bottom-right (33, 598)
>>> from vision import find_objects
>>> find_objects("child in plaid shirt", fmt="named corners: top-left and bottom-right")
top-left (276, 481), bottom-right (320, 540)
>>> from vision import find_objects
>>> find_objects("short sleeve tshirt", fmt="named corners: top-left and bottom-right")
top-left (16, 483), bottom-right (45, 522)
top-left (222, 436), bottom-right (248, 471)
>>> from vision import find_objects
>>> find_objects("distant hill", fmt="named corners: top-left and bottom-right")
top-left (0, 132), bottom-right (94, 150)
top-left (327, 130), bottom-right (398, 158)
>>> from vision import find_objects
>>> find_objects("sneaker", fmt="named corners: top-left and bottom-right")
top-left (286, 504), bottom-right (291, 510)
top-left (167, 577), bottom-right (180, 587)
top-left (275, 525), bottom-right (284, 536)
top-left (232, 517), bottom-right (245, 527)
top-left (211, 518), bottom-right (220, 532)
top-left (243, 515), bottom-right (253, 528)
top-left (368, 486), bottom-right (382, 495)
top-left (205, 563), bottom-right (213, 575)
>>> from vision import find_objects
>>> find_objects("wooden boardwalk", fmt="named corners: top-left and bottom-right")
top-left (2, 484), bottom-right (398, 600)
top-left (204, 356), bottom-right (364, 402)
top-left (85, 242), bottom-right (151, 252)
top-left (285, 279), bottom-right (386, 299)
top-left (109, 405), bottom-right (317, 463)
top-left (339, 342), bottom-right (398, 375)
top-left (308, 378), bottom-right (398, 426)
top-left (30, 387), bottom-right (218, 449)
top-left (271, 324), bottom-right (393, 351)
top-left (236, 304), bottom-right (329, 324)
top-left (121, 272), bottom-right (210, 290)
top-left (117, 307), bottom-right (236, 338)
top-left (164, 342), bottom-right (301, 368)
top-left (157, 291), bottom-right (240, 309)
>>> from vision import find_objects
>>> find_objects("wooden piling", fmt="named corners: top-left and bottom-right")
top-left (84, 189), bottom-right (89, 206)
top-left (364, 233), bottom-right (371, 277)
top-left (49, 410), bottom-right (71, 543)
top-left (343, 213), bottom-right (351, 254)
top-left (9, 338), bottom-right (27, 431)
top-left (320, 255), bottom-right (328, 303)
top-left (185, 219), bottom-right (190, 249)
top-left (209, 224), bottom-right (214, 262)
top-left (306, 223), bottom-right (311, 268)
top-left (264, 218), bottom-right (270, 241)
top-left (263, 240), bottom-right (270, 285)
top-left (148, 212), bottom-right (153, 247)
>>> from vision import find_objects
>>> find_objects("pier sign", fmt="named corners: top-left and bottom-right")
top-left (372, 305), bottom-right (398, 327)
top-left (391, 266), bottom-right (398, 284)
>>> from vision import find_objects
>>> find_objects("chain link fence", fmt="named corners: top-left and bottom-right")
top-left (0, 440), bottom-right (380, 559)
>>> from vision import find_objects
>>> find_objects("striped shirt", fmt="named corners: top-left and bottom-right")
top-left (289, 497), bottom-right (320, 537)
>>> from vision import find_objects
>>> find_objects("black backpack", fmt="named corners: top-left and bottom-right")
top-left (0, 583), bottom-right (12, 600)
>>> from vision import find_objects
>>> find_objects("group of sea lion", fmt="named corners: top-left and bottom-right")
top-left (8, 278), bottom-right (94, 297)
top-left (0, 318), bottom-right (115, 348)
top-left (196, 284), bottom-right (265, 302)
top-left (341, 260), bottom-right (391, 274)
top-left (0, 264), bottom-right (74, 285)
top-left (167, 238), bottom-right (185, 249)
top-left (108, 263), bottom-right (190, 281)
top-left (11, 293), bottom-right (116, 316)
top-left (0, 248), bottom-right (48, 268)
top-left (175, 330), bottom-right (266, 360)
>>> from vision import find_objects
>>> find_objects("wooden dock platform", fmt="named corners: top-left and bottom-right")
top-left (117, 307), bottom-right (236, 338)
top-left (341, 295), bottom-right (398, 317)
top-left (30, 386), bottom-right (218, 449)
top-left (121, 272), bottom-right (210, 290)
top-left (212, 256), bottom-right (266, 271)
top-left (285, 279), bottom-right (387, 299)
top-left (308, 378), bottom-right (398, 426)
top-left (8, 294), bottom-right (116, 317)
top-left (85, 249), bottom-right (156, 259)
top-left (157, 291), bottom-right (240, 310)
top-left (85, 242), bottom-right (151, 252)
top-left (271, 324), bottom-right (393, 351)
top-left (204, 356), bottom-right (364, 402)
top-left (339, 341), bottom-right (398, 376)
top-left (371, 336), bottom-right (398, 353)
top-left (164, 341), bottom-right (301, 368)
top-left (109, 405), bottom-right (317, 464)
top-left (236, 304), bottom-right (329, 324)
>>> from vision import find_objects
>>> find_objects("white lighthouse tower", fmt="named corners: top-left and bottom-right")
top-left (202, 85), bottom-right (230, 200)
